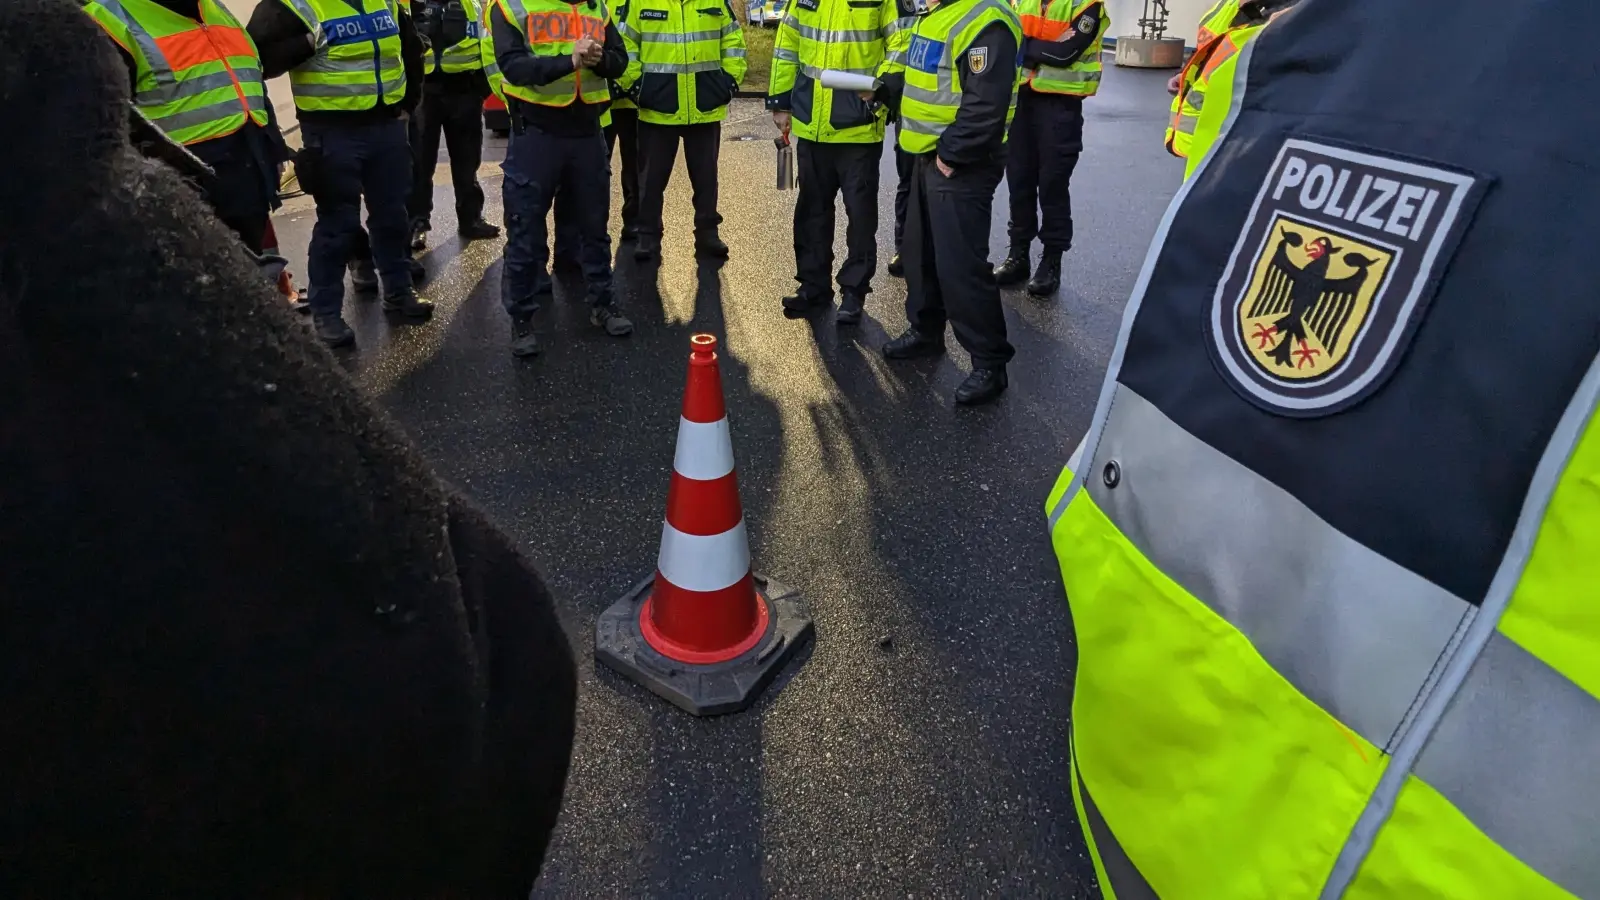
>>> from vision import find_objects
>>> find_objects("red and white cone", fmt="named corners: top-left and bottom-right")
top-left (595, 333), bottom-right (813, 715)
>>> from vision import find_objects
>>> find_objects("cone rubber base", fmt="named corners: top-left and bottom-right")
top-left (595, 573), bottom-right (813, 716)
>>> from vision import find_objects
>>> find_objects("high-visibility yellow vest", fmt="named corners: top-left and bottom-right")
top-left (279, 0), bottom-right (407, 113)
top-left (479, 0), bottom-right (505, 95)
top-left (1164, 0), bottom-right (1236, 157)
top-left (618, 0), bottom-right (748, 126)
top-left (768, 0), bottom-right (901, 143)
top-left (607, 1), bottom-right (634, 111)
top-left (421, 0), bottom-right (488, 74)
top-left (1182, 20), bottom-right (1268, 179)
top-left (1051, 3), bottom-right (1600, 895)
top-left (81, 0), bottom-right (270, 145)
top-left (495, 0), bottom-right (612, 106)
top-left (890, 0), bottom-right (1019, 156)
top-left (1015, 0), bottom-right (1107, 97)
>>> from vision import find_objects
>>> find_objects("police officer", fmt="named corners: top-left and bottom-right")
top-left (1048, 0), bottom-right (1600, 894)
top-left (1164, 0), bottom-right (1260, 162)
top-left (989, 0), bottom-right (1105, 298)
top-left (549, 0), bottom-right (635, 271)
top-left (768, 0), bottom-right (905, 323)
top-left (249, 0), bottom-right (433, 348)
top-left (408, 0), bottom-right (501, 249)
top-left (617, 0), bottom-right (747, 262)
top-left (492, 0), bottom-right (632, 358)
top-left (876, 0), bottom-right (1020, 406)
top-left (83, 0), bottom-right (287, 255)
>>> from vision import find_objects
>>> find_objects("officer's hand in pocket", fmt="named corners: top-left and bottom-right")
top-left (935, 157), bottom-right (954, 178)
top-left (294, 144), bottom-right (324, 197)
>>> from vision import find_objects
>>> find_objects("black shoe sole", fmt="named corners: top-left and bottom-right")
top-left (1026, 283), bottom-right (1059, 298)
top-left (319, 333), bottom-right (355, 349)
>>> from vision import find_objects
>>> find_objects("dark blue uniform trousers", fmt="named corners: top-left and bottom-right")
top-left (302, 118), bottom-right (414, 317)
top-left (500, 122), bottom-right (613, 321)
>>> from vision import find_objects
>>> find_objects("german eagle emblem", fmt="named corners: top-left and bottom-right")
top-left (1243, 224), bottom-right (1381, 376)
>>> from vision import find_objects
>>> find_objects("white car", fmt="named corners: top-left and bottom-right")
top-left (747, 0), bottom-right (785, 26)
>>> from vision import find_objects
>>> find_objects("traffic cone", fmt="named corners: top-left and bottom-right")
top-left (595, 333), bottom-right (813, 716)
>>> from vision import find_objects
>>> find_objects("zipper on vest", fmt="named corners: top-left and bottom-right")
top-left (198, 13), bottom-right (253, 121)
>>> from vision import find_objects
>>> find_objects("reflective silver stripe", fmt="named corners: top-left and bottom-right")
top-left (1085, 385), bottom-right (1474, 749)
top-left (149, 92), bottom-right (265, 135)
top-left (645, 29), bottom-right (724, 42)
top-left (1046, 36), bottom-right (1258, 532)
top-left (799, 63), bottom-right (874, 78)
top-left (1174, 113), bottom-right (1197, 134)
top-left (1074, 735), bottom-right (1159, 900)
top-left (1187, 87), bottom-right (1205, 111)
top-left (883, 15), bottom-right (916, 35)
top-left (720, 21), bottom-right (739, 36)
top-left (92, 0), bottom-right (178, 92)
top-left (294, 54), bottom-right (386, 76)
top-left (903, 83), bottom-right (957, 107)
top-left (1034, 66), bottom-right (1101, 83)
top-left (618, 19), bottom-right (640, 39)
top-left (1412, 632), bottom-right (1600, 897)
top-left (282, 0), bottom-right (320, 28)
top-left (640, 60), bottom-right (725, 73)
top-left (724, 47), bottom-right (747, 57)
top-left (898, 115), bottom-right (943, 136)
top-left (792, 23), bottom-right (881, 43)
top-left (1320, 344), bottom-right (1600, 898)
top-left (936, 0), bottom-right (1015, 93)
top-left (290, 80), bottom-right (386, 97)
top-left (773, 46), bottom-right (801, 62)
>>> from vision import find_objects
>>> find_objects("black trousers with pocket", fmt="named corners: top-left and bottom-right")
top-left (408, 82), bottom-right (487, 228)
top-left (904, 153), bottom-right (1014, 369)
top-left (636, 120), bottom-right (721, 240)
top-left (1004, 88), bottom-right (1084, 255)
top-left (792, 137), bottom-right (881, 301)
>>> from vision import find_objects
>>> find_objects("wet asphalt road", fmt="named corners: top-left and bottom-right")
top-left (268, 63), bottom-right (1183, 899)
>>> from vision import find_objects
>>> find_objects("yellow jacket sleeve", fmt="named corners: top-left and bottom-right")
top-left (769, 8), bottom-right (800, 99)
top-left (720, 0), bottom-right (748, 85)
top-left (618, 2), bottom-right (642, 91)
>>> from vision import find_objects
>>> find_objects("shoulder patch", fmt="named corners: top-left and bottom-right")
top-left (966, 45), bottom-right (987, 74)
top-left (1075, 12), bottom-right (1095, 33)
top-left (1206, 137), bottom-right (1490, 417)
top-left (640, 7), bottom-right (668, 18)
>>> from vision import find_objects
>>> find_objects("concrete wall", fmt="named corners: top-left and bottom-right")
top-left (1104, 0), bottom-right (1214, 48)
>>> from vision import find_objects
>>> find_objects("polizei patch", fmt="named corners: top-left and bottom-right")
top-left (1206, 137), bottom-right (1488, 417)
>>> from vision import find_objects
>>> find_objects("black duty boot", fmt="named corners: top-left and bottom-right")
top-left (955, 367), bottom-right (1008, 406)
top-left (620, 222), bottom-right (639, 242)
top-left (407, 257), bottom-right (427, 285)
top-left (509, 317), bottom-right (540, 357)
top-left (409, 220), bottom-right (429, 252)
top-left (836, 291), bottom-right (865, 325)
top-left (993, 249), bottom-right (1030, 286)
top-left (459, 218), bottom-right (501, 240)
top-left (782, 290), bottom-right (831, 317)
top-left (634, 235), bottom-right (660, 262)
top-left (886, 252), bottom-right (904, 278)
top-left (589, 298), bottom-right (634, 336)
top-left (882, 329), bottom-right (945, 360)
top-left (314, 313), bottom-right (355, 348)
top-left (381, 287), bottom-right (435, 319)
top-left (695, 230), bottom-right (729, 259)
top-left (348, 259), bottom-right (379, 293)
top-left (1027, 253), bottom-right (1061, 298)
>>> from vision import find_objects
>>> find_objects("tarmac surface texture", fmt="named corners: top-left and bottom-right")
top-left (267, 63), bottom-right (1184, 899)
